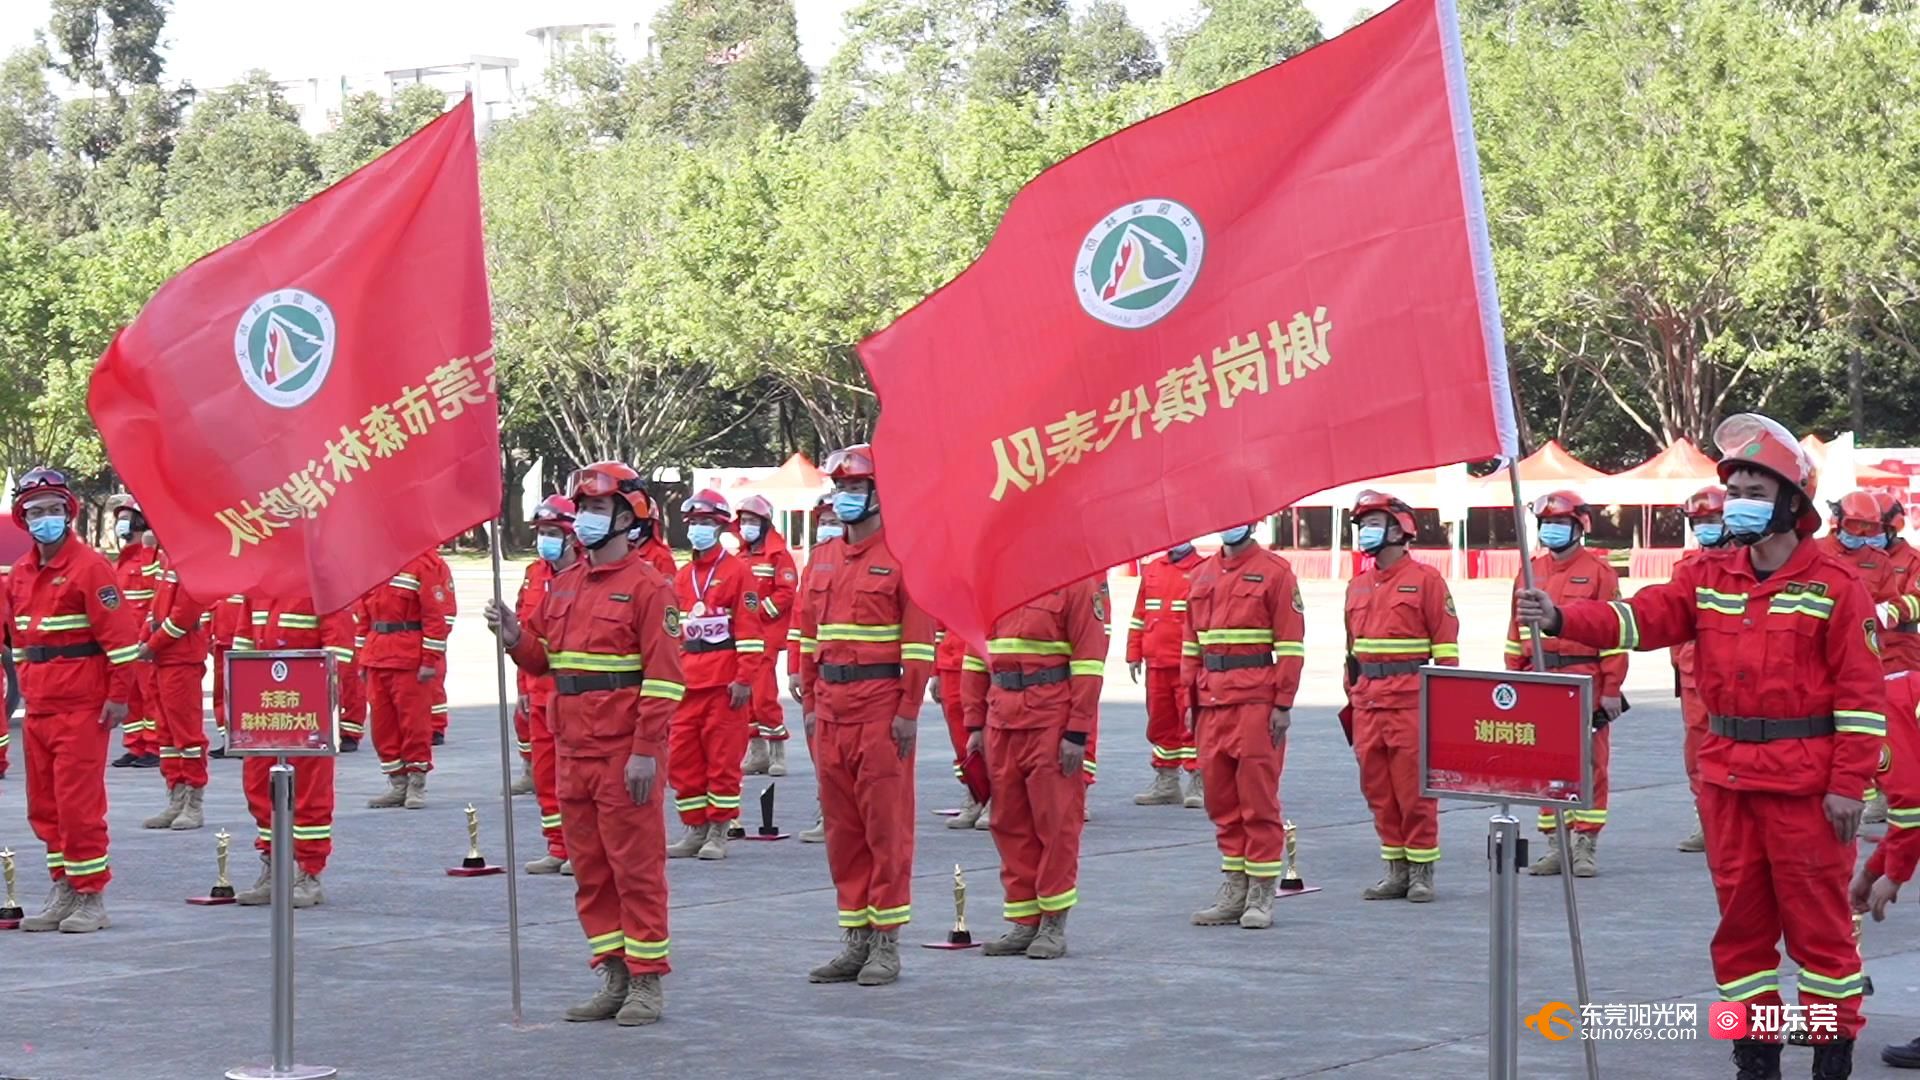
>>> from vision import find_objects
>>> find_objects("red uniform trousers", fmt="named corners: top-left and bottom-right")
top-left (1145, 665), bottom-right (1197, 772)
top-left (430, 667), bottom-right (449, 735)
top-left (987, 726), bottom-right (1084, 924)
top-left (668, 687), bottom-right (748, 826)
top-left (337, 666), bottom-right (366, 741)
top-left (153, 663), bottom-right (209, 788)
top-left (562, 750), bottom-right (670, 975)
top-left (529, 693), bottom-right (566, 859)
top-left (1198, 703), bottom-right (1286, 877)
top-left (1538, 726), bottom-right (1609, 836)
top-left (938, 673), bottom-right (971, 789)
top-left (210, 642), bottom-right (229, 736)
top-left (122, 665), bottom-right (159, 756)
top-left (244, 755), bottom-right (336, 875)
top-left (0, 708), bottom-right (10, 777)
top-left (367, 668), bottom-right (434, 776)
top-left (1680, 685), bottom-right (1708, 799)
top-left (26, 709), bottom-right (112, 891)
top-left (1083, 725), bottom-right (1099, 789)
top-left (752, 657), bottom-right (789, 742)
top-left (1702, 786), bottom-right (1866, 1039)
top-left (816, 719), bottom-right (915, 928)
top-left (1354, 706), bottom-right (1439, 864)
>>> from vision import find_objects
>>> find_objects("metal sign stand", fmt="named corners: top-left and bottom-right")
top-left (1487, 807), bottom-right (1523, 1080)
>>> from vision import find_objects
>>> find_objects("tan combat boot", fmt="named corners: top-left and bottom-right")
top-left (291, 871), bottom-right (325, 908)
top-left (1677, 811), bottom-right (1706, 853)
top-left (799, 816), bottom-right (826, 843)
top-left (58, 890), bottom-right (110, 933)
top-left (697, 822), bottom-right (729, 860)
top-left (948, 795), bottom-right (983, 829)
top-left (1183, 770), bottom-right (1206, 809)
top-left (1362, 858), bottom-right (1411, 900)
top-left (1239, 876), bottom-right (1277, 928)
top-left (510, 767), bottom-right (533, 796)
top-left (560, 860), bottom-right (574, 875)
top-left (1406, 861), bottom-right (1436, 903)
top-left (809, 928), bottom-right (872, 983)
top-left (236, 855), bottom-right (274, 906)
top-left (1025, 910), bottom-right (1068, 960)
top-left (525, 854), bottom-right (567, 875)
top-left (983, 922), bottom-right (1038, 956)
top-left (667, 822), bottom-right (709, 859)
top-left (21, 881), bottom-right (77, 932)
top-left (1570, 833), bottom-right (1598, 878)
top-left (367, 776), bottom-right (408, 809)
top-left (974, 803), bottom-right (991, 831)
top-left (1528, 831), bottom-right (1563, 876)
top-left (742, 737), bottom-right (771, 775)
top-left (564, 963), bottom-right (630, 1022)
top-left (858, 929), bottom-right (902, 986)
top-left (767, 741), bottom-right (788, 777)
top-left (1133, 770), bottom-right (1182, 806)
top-left (616, 973), bottom-right (664, 1027)
top-left (403, 773), bottom-right (427, 810)
top-left (1191, 872), bottom-right (1250, 925)
top-left (144, 784), bottom-right (184, 829)
top-left (170, 786), bottom-right (205, 830)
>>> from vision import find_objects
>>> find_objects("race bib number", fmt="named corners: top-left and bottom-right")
top-left (683, 614), bottom-right (733, 644)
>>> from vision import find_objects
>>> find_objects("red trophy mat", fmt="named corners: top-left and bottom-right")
top-left (1273, 884), bottom-right (1322, 899)
top-left (448, 862), bottom-right (506, 877)
top-left (185, 894), bottom-right (238, 906)
top-left (744, 832), bottom-right (790, 842)
top-left (921, 939), bottom-right (982, 950)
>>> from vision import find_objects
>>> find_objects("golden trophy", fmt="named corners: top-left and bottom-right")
top-left (923, 864), bottom-right (981, 949)
top-left (188, 829), bottom-right (237, 904)
top-left (1280, 820), bottom-right (1305, 891)
top-left (448, 804), bottom-right (504, 876)
top-left (0, 847), bottom-right (22, 924)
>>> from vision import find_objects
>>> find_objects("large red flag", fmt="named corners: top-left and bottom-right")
top-left (857, 0), bottom-right (1518, 647)
top-left (88, 96), bottom-right (498, 612)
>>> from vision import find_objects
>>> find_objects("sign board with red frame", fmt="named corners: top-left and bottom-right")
top-left (223, 650), bottom-right (338, 756)
top-left (1418, 666), bottom-right (1592, 808)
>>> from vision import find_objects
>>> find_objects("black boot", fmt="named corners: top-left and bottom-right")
top-left (1884, 1036), bottom-right (1920, 1069)
top-left (111, 752), bottom-right (137, 768)
top-left (338, 737), bottom-right (359, 753)
top-left (1812, 1039), bottom-right (1853, 1079)
top-left (431, 732), bottom-right (445, 746)
top-left (1732, 1039), bottom-right (1782, 1080)
top-left (130, 753), bottom-right (161, 768)
top-left (208, 744), bottom-right (227, 759)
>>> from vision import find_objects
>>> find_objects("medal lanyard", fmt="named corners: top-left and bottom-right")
top-left (692, 552), bottom-right (725, 610)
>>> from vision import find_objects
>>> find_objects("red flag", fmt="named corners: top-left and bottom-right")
top-left (857, 0), bottom-right (1518, 647)
top-left (88, 96), bottom-right (498, 612)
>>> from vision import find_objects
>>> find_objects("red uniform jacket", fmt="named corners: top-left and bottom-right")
top-left (1343, 555), bottom-right (1460, 710)
top-left (935, 623), bottom-right (967, 673)
top-left (515, 557), bottom-right (560, 701)
top-left (796, 526), bottom-right (934, 725)
top-left (1128, 549), bottom-right (1202, 669)
top-left (356, 553), bottom-right (454, 673)
top-left (210, 592), bottom-right (250, 647)
top-left (673, 549), bottom-right (768, 690)
top-left (1869, 540), bottom-right (1920, 674)
top-left (142, 551), bottom-right (210, 666)
top-left (960, 579), bottom-right (1106, 734)
top-left (1557, 539), bottom-right (1886, 799)
top-left (508, 549), bottom-right (687, 759)
top-left (1180, 545), bottom-right (1305, 708)
top-left (1672, 549), bottom-right (1717, 690)
top-left (1867, 672), bottom-right (1920, 883)
top-left (636, 536), bottom-right (678, 579)
top-left (7, 539), bottom-right (142, 711)
top-left (741, 529), bottom-right (799, 652)
top-left (789, 538), bottom-right (840, 679)
top-left (114, 542), bottom-right (159, 624)
top-left (1504, 547), bottom-right (1627, 697)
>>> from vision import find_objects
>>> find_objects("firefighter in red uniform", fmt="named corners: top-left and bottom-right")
top-left (0, 579), bottom-right (12, 778)
top-left (229, 596), bottom-right (354, 907)
top-left (423, 549), bottom-right (455, 745)
top-left (666, 490), bottom-right (767, 861)
top-left (934, 621), bottom-right (989, 828)
top-left (1674, 485), bottom-right (1730, 852)
top-left (360, 552), bottom-right (453, 809)
top-left (7, 468), bottom-right (141, 932)
top-left (736, 494), bottom-right (799, 778)
top-left (1856, 672), bottom-right (1920, 1069)
top-left (1502, 490), bottom-right (1628, 878)
top-left (1128, 541), bottom-right (1204, 808)
top-left (209, 591), bottom-right (251, 755)
top-left (519, 495), bottom-right (578, 875)
top-left (1181, 522), bottom-right (1305, 929)
top-left (1520, 414), bottom-right (1882, 1080)
top-left (108, 494), bottom-right (160, 768)
top-left (1874, 496), bottom-right (1920, 677)
top-left (630, 500), bottom-right (680, 578)
top-left (791, 494), bottom-right (840, 845)
top-left (1818, 492), bottom-right (1908, 829)
top-left (962, 578), bottom-right (1106, 959)
top-left (138, 536), bottom-right (212, 832)
top-left (487, 460), bottom-right (687, 1027)
top-left (1345, 490), bottom-right (1460, 903)
top-left (797, 444), bottom-right (935, 985)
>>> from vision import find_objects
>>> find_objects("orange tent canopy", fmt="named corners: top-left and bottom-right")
top-left (1585, 440), bottom-right (1720, 506)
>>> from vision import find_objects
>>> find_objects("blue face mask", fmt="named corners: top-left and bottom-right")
top-left (27, 514), bottom-right (67, 544)
top-left (536, 534), bottom-right (566, 563)
top-left (1723, 498), bottom-right (1776, 540)
top-left (741, 522), bottom-right (763, 544)
top-left (833, 489), bottom-right (873, 525)
top-left (1168, 543), bottom-right (1195, 561)
top-left (1839, 531), bottom-right (1887, 551)
top-left (1356, 524), bottom-right (1387, 553)
top-left (115, 518), bottom-right (133, 541)
top-left (573, 510), bottom-right (612, 548)
top-left (1538, 522), bottom-right (1576, 551)
top-left (816, 524), bottom-right (844, 542)
top-left (1692, 523), bottom-right (1725, 547)
top-left (1220, 525), bottom-right (1253, 546)
top-left (688, 523), bottom-right (720, 551)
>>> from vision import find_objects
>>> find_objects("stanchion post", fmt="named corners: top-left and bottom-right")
top-left (1488, 808), bottom-right (1521, 1080)
top-left (271, 761), bottom-right (295, 1073)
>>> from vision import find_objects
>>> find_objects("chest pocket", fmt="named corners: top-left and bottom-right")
top-left (585, 599), bottom-right (639, 657)
top-left (1556, 574), bottom-right (1602, 604)
top-left (1226, 577), bottom-right (1271, 624)
top-left (851, 570), bottom-right (900, 627)
top-left (1189, 577), bottom-right (1221, 630)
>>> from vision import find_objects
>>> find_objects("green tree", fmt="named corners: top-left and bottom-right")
top-left (1061, 1), bottom-right (1162, 93)
top-left (632, 0), bottom-right (812, 144)
top-left (317, 85), bottom-right (449, 183)
top-left (1165, 0), bottom-right (1323, 95)
top-left (163, 71), bottom-right (318, 242)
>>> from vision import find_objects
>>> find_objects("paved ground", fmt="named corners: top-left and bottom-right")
top-left (4, 571), bottom-right (1920, 1079)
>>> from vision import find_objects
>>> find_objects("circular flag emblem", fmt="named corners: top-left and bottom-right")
top-left (234, 289), bottom-right (336, 408)
top-left (1492, 683), bottom-right (1518, 711)
top-left (1073, 200), bottom-right (1205, 329)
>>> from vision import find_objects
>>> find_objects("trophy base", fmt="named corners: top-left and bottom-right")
top-left (921, 940), bottom-right (982, 950)
top-left (726, 823), bottom-right (747, 840)
top-left (186, 896), bottom-right (238, 906)
top-left (744, 831), bottom-right (789, 841)
top-left (0, 905), bottom-right (22, 920)
top-left (225, 1063), bottom-right (338, 1079)
top-left (1274, 884), bottom-right (1321, 899)
top-left (461, 855), bottom-right (489, 869)
top-left (933, 808), bottom-right (963, 817)
top-left (447, 864), bottom-right (505, 877)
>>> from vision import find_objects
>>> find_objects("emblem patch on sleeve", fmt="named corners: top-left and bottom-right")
top-left (434, 587), bottom-right (447, 602)
top-left (1093, 593), bottom-right (1109, 622)
top-left (98, 585), bottom-right (121, 610)
top-left (1866, 619), bottom-right (1882, 657)
top-left (1880, 744), bottom-right (1893, 774)
top-left (1445, 594), bottom-right (1457, 616)
top-left (665, 606), bottom-right (682, 638)
top-left (1292, 586), bottom-right (1305, 614)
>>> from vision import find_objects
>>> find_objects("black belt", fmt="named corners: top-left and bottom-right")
top-left (22, 643), bottom-right (103, 662)
top-left (373, 621), bottom-right (422, 633)
top-left (1708, 715), bottom-right (1835, 742)
top-left (820, 663), bottom-right (903, 684)
top-left (1541, 652), bottom-right (1601, 671)
top-left (683, 639), bottom-right (735, 655)
top-left (1896, 622), bottom-right (1919, 634)
top-left (1203, 653), bottom-right (1274, 672)
top-left (991, 665), bottom-right (1070, 691)
top-left (1359, 660), bottom-right (1423, 678)
top-left (553, 672), bottom-right (645, 696)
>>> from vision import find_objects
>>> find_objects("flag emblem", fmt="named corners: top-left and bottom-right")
top-left (233, 289), bottom-right (337, 408)
top-left (1073, 200), bottom-right (1205, 329)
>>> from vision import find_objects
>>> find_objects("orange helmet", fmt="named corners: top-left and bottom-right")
top-left (1835, 491), bottom-right (1885, 538)
top-left (1683, 486), bottom-right (1725, 520)
top-left (1351, 489), bottom-right (1416, 539)
top-left (824, 444), bottom-right (876, 480)
top-left (529, 494), bottom-right (577, 531)
top-left (566, 462), bottom-right (652, 521)
top-left (11, 467), bottom-right (79, 528)
top-left (680, 489), bottom-right (733, 521)
top-left (1530, 489), bottom-right (1592, 533)
top-left (1881, 493), bottom-right (1907, 534)
top-left (736, 494), bottom-right (775, 523)
top-left (1715, 414), bottom-right (1819, 535)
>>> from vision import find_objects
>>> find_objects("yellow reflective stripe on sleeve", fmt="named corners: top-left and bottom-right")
top-left (1196, 628), bottom-right (1275, 645)
top-left (1503, 640), bottom-right (1524, 656)
top-left (1431, 643), bottom-right (1460, 660)
top-left (1069, 659), bottom-right (1105, 677)
top-left (1181, 641), bottom-right (1201, 656)
top-left (251, 612), bottom-right (271, 625)
top-left (817, 623), bottom-right (903, 642)
top-left (962, 655), bottom-right (988, 672)
top-left (161, 618), bottom-right (186, 638)
top-left (326, 646), bottom-right (355, 662)
top-left (11, 615), bottom-right (26, 630)
top-left (1835, 710), bottom-right (1887, 736)
top-left (761, 600), bottom-right (779, 618)
top-left (278, 614), bottom-right (320, 629)
top-left (1170, 600), bottom-right (1189, 611)
top-left (1272, 641), bottom-right (1305, 658)
top-left (641, 679), bottom-right (686, 701)
top-left (231, 637), bottom-right (255, 650)
top-left (107, 645), bottom-right (142, 665)
top-left (389, 574), bottom-right (420, 591)
top-left (422, 638), bottom-right (448, 652)
top-left (1143, 599), bottom-right (1163, 610)
top-left (1128, 618), bottom-right (1147, 631)
top-left (987, 638), bottom-right (1073, 656)
top-left (900, 644), bottom-right (936, 663)
top-left (798, 637), bottom-right (818, 655)
top-left (735, 639), bottom-right (766, 653)
top-left (1609, 601), bottom-right (1639, 650)
top-left (549, 651), bottom-right (645, 673)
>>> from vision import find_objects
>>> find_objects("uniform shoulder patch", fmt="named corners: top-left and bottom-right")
top-left (868, 565), bottom-right (893, 575)
top-left (1397, 584), bottom-right (1420, 593)
top-left (1292, 586), bottom-right (1305, 614)
top-left (665, 606), bottom-right (682, 638)
top-left (1880, 743), bottom-right (1894, 775)
top-left (744, 591), bottom-right (759, 610)
top-left (98, 585), bottom-right (121, 610)
top-left (1093, 592), bottom-right (1109, 622)
top-left (781, 569), bottom-right (797, 583)
top-left (1445, 594), bottom-right (1457, 616)
top-left (1866, 618), bottom-right (1882, 657)
top-left (1242, 573), bottom-right (1264, 583)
